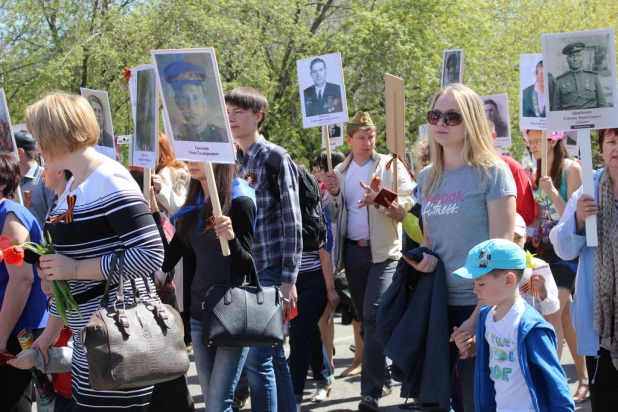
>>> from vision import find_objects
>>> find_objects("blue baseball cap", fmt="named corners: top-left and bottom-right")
top-left (452, 239), bottom-right (526, 279)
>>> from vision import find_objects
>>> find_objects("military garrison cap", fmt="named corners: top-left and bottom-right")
top-left (164, 61), bottom-right (207, 86)
top-left (562, 42), bottom-right (585, 55)
top-left (348, 111), bottom-right (374, 127)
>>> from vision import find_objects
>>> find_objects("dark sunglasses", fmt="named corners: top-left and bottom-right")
top-left (426, 110), bottom-right (463, 126)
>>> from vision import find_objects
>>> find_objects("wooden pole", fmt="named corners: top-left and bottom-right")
top-left (392, 154), bottom-right (398, 194)
top-left (323, 125), bottom-right (333, 172)
top-left (203, 162), bottom-right (230, 256)
top-left (578, 130), bottom-right (598, 247)
top-left (540, 130), bottom-right (548, 198)
top-left (15, 189), bottom-right (24, 206)
top-left (143, 168), bottom-right (152, 207)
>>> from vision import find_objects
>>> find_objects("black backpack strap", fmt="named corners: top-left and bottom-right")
top-left (265, 146), bottom-right (287, 201)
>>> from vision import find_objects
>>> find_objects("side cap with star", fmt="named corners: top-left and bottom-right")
top-left (348, 111), bottom-right (374, 127)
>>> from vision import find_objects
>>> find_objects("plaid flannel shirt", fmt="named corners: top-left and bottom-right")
top-left (236, 136), bottom-right (302, 284)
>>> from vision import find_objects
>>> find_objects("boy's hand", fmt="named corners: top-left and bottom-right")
top-left (7, 349), bottom-right (36, 370)
top-left (531, 275), bottom-right (548, 300)
top-left (453, 326), bottom-right (476, 359)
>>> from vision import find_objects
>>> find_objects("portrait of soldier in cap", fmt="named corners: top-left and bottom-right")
top-left (135, 68), bottom-right (157, 153)
top-left (303, 57), bottom-right (343, 117)
top-left (86, 94), bottom-right (115, 148)
top-left (163, 59), bottom-right (228, 143)
top-left (550, 42), bottom-right (608, 111)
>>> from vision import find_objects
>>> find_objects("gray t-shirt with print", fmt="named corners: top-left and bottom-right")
top-left (417, 164), bottom-right (516, 306)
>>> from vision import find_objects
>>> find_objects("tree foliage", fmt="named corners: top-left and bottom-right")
top-left (1, 0), bottom-right (616, 166)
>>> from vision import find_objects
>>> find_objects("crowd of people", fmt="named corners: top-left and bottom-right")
top-left (0, 81), bottom-right (616, 412)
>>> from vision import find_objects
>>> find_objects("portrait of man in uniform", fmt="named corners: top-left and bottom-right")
top-left (522, 60), bottom-right (547, 118)
top-left (550, 42), bottom-right (608, 111)
top-left (0, 91), bottom-right (14, 153)
top-left (163, 60), bottom-right (228, 143)
top-left (303, 58), bottom-right (343, 117)
top-left (328, 124), bottom-right (341, 138)
top-left (441, 50), bottom-right (463, 87)
top-left (87, 95), bottom-right (114, 148)
top-left (483, 98), bottom-right (509, 138)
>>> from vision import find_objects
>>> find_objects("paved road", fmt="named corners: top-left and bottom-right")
top-left (186, 316), bottom-right (592, 412)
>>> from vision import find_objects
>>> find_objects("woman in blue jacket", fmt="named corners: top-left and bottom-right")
top-left (549, 128), bottom-right (618, 411)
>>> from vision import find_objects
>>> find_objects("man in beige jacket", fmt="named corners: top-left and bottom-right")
top-left (323, 111), bottom-right (414, 411)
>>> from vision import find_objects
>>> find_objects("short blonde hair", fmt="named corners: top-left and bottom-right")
top-left (425, 84), bottom-right (502, 195)
top-left (25, 92), bottom-right (99, 159)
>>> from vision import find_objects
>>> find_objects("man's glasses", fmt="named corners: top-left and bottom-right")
top-left (426, 110), bottom-right (463, 126)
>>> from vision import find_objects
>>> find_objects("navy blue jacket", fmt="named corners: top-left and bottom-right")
top-left (376, 247), bottom-right (450, 409)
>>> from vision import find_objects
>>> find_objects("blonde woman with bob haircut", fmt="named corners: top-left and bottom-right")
top-left (25, 92), bottom-right (165, 411)
top-left (405, 84), bottom-right (516, 412)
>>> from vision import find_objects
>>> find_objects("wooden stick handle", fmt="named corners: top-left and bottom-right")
top-left (15, 189), bottom-right (24, 206)
top-left (540, 130), bottom-right (548, 198)
top-left (578, 130), bottom-right (598, 247)
top-left (203, 162), bottom-right (231, 256)
top-left (392, 154), bottom-right (398, 195)
top-left (143, 168), bottom-right (152, 207)
top-left (323, 125), bottom-right (333, 172)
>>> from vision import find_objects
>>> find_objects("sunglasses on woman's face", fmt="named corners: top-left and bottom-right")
top-left (426, 110), bottom-right (463, 126)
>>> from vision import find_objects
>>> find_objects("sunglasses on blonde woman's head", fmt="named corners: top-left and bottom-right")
top-left (426, 110), bottom-right (463, 126)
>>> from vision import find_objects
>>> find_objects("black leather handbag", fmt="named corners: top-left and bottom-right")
top-left (201, 261), bottom-right (284, 347)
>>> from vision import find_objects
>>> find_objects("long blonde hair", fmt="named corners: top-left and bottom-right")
top-left (425, 84), bottom-right (503, 195)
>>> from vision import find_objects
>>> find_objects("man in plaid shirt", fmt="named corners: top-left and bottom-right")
top-left (226, 87), bottom-right (302, 412)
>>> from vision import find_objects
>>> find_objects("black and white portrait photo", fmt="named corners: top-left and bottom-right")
top-left (564, 131), bottom-right (579, 156)
top-left (297, 52), bottom-right (348, 128)
top-left (441, 49), bottom-right (463, 88)
top-left (542, 29), bottom-right (618, 131)
top-left (80, 88), bottom-right (116, 159)
top-left (520, 54), bottom-right (548, 130)
top-left (152, 48), bottom-right (235, 164)
top-left (322, 123), bottom-right (344, 148)
top-left (130, 65), bottom-right (158, 168)
top-left (482, 94), bottom-right (511, 148)
top-left (0, 89), bottom-right (17, 155)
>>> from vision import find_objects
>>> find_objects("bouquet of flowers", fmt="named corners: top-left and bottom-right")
top-left (1, 232), bottom-right (81, 325)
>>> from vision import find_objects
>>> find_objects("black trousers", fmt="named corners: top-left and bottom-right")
top-left (586, 347), bottom-right (618, 411)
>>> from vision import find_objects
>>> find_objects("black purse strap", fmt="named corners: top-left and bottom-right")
top-left (223, 257), bottom-right (266, 305)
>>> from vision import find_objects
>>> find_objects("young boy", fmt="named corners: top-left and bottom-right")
top-left (452, 239), bottom-right (574, 412)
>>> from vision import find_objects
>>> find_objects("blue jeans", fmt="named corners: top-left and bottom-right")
top-left (288, 269), bottom-right (334, 403)
top-left (245, 266), bottom-right (296, 412)
top-left (190, 318), bottom-right (248, 412)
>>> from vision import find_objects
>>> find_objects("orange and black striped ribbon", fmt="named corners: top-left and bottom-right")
top-left (201, 215), bottom-right (217, 234)
top-left (122, 67), bottom-right (131, 84)
top-left (50, 194), bottom-right (76, 225)
top-left (385, 154), bottom-right (415, 181)
top-left (370, 176), bottom-right (381, 192)
top-left (520, 280), bottom-right (538, 297)
top-left (23, 190), bottom-right (32, 207)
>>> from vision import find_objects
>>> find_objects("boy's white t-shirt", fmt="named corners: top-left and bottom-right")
top-left (345, 160), bottom-right (372, 240)
top-left (485, 298), bottom-right (535, 412)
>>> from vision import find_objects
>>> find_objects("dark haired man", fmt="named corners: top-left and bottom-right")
top-left (15, 131), bottom-right (55, 227)
top-left (226, 86), bottom-right (302, 412)
top-left (483, 99), bottom-right (508, 138)
top-left (303, 58), bottom-right (343, 117)
top-left (522, 60), bottom-right (547, 118)
top-left (86, 95), bottom-right (114, 148)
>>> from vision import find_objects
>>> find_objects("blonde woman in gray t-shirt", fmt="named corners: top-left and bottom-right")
top-left (407, 84), bottom-right (516, 412)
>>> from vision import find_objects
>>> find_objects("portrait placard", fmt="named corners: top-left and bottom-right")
top-left (542, 28), bottom-right (618, 131)
top-left (564, 131), bottom-right (579, 156)
top-left (0, 89), bottom-right (18, 157)
top-left (151, 48), bottom-right (235, 163)
top-left (322, 123), bottom-right (344, 148)
top-left (297, 52), bottom-right (348, 129)
top-left (520, 54), bottom-right (548, 130)
top-left (441, 49), bottom-right (464, 88)
top-left (79, 88), bottom-right (116, 159)
top-left (385, 74), bottom-right (406, 155)
top-left (482, 93), bottom-right (511, 148)
top-left (129, 65), bottom-right (158, 169)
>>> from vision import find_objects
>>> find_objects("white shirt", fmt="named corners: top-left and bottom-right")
top-left (534, 82), bottom-right (546, 113)
top-left (485, 298), bottom-right (535, 412)
top-left (315, 84), bottom-right (326, 100)
top-left (345, 159), bottom-right (371, 240)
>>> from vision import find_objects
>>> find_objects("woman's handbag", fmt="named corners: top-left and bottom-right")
top-left (80, 252), bottom-right (190, 390)
top-left (201, 261), bottom-right (284, 347)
